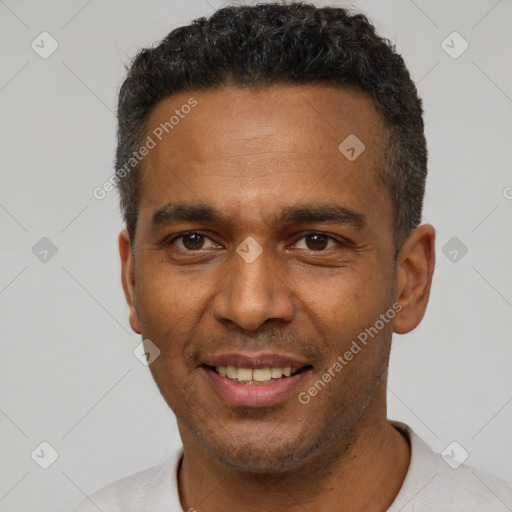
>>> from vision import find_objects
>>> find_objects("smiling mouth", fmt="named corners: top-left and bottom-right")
top-left (203, 364), bottom-right (313, 385)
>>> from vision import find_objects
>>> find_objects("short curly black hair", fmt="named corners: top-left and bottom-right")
top-left (115, 2), bottom-right (427, 256)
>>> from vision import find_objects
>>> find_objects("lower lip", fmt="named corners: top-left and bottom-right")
top-left (202, 366), bottom-right (310, 407)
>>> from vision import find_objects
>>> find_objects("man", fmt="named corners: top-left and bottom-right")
top-left (72, 3), bottom-right (512, 511)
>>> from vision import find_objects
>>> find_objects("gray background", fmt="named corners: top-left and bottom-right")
top-left (1, 0), bottom-right (511, 510)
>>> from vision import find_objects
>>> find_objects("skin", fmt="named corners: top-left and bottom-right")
top-left (119, 84), bottom-right (436, 511)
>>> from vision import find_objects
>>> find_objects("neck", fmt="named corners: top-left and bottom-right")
top-left (178, 384), bottom-right (410, 512)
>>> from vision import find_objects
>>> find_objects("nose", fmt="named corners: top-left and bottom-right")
top-left (211, 246), bottom-right (295, 332)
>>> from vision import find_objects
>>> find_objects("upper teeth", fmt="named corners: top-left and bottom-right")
top-left (216, 365), bottom-right (296, 382)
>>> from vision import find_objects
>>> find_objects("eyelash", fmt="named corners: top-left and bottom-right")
top-left (166, 231), bottom-right (350, 251)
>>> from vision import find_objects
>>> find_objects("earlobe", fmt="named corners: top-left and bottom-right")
top-left (393, 224), bottom-right (436, 335)
top-left (119, 229), bottom-right (142, 334)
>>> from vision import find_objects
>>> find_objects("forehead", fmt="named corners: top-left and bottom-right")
top-left (144, 84), bottom-right (383, 161)
top-left (137, 84), bottom-right (390, 235)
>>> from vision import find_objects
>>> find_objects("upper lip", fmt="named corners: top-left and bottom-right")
top-left (201, 352), bottom-right (312, 370)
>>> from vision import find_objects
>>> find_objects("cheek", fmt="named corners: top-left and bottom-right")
top-left (299, 268), bottom-right (387, 325)
top-left (300, 271), bottom-right (395, 369)
top-left (138, 269), bottom-right (206, 407)
top-left (133, 273), bottom-right (203, 384)
top-left (136, 260), bottom-right (213, 329)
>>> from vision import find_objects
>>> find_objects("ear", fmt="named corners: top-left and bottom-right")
top-left (393, 224), bottom-right (436, 335)
top-left (119, 229), bottom-right (141, 334)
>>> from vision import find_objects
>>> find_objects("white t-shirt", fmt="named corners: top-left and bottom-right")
top-left (69, 422), bottom-right (512, 511)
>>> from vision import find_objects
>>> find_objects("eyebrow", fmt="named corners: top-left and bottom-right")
top-left (278, 204), bottom-right (366, 229)
top-left (151, 202), bottom-right (226, 227)
top-left (150, 201), bottom-right (366, 230)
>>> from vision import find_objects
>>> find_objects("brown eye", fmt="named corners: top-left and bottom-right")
top-left (182, 233), bottom-right (204, 249)
top-left (293, 233), bottom-right (339, 251)
top-left (170, 232), bottom-right (215, 250)
top-left (306, 233), bottom-right (329, 251)
top-left (305, 234), bottom-right (328, 250)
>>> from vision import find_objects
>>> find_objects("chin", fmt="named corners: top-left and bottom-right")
top-left (208, 444), bottom-right (307, 473)
top-left (198, 425), bottom-right (323, 473)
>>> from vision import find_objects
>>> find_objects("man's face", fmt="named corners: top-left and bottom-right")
top-left (123, 84), bottom-right (400, 470)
